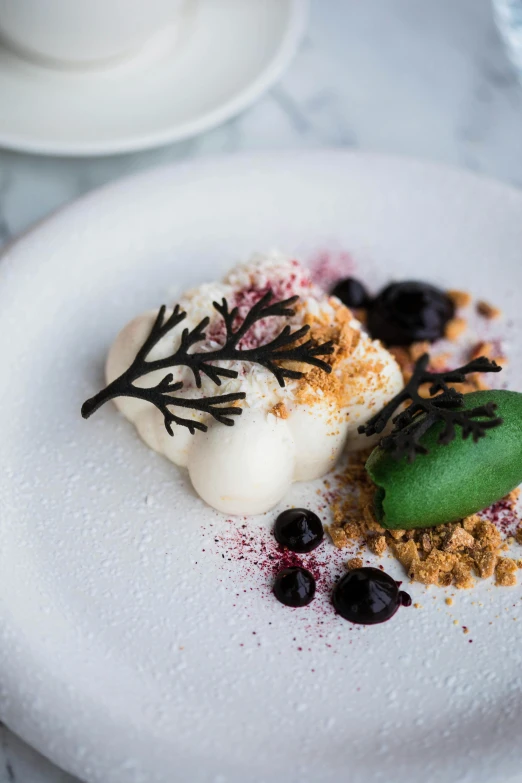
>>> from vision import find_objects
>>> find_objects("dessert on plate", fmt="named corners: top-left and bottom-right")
top-left (82, 251), bottom-right (522, 622)
top-left (83, 253), bottom-right (403, 514)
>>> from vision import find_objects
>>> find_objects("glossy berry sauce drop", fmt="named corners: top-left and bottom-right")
top-left (333, 567), bottom-right (411, 625)
top-left (331, 277), bottom-right (371, 309)
top-left (367, 281), bottom-right (455, 346)
top-left (273, 566), bottom-right (316, 607)
top-left (274, 508), bottom-right (324, 553)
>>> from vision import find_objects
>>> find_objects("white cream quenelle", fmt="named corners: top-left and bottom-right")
top-left (106, 254), bottom-right (403, 515)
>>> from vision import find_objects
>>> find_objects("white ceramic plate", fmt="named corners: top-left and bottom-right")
top-left (0, 0), bottom-right (307, 157)
top-left (1, 152), bottom-right (522, 783)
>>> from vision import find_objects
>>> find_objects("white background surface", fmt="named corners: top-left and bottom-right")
top-left (1, 0), bottom-right (522, 781)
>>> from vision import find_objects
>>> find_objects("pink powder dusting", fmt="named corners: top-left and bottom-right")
top-left (480, 497), bottom-right (521, 537)
top-left (205, 518), bottom-right (361, 644)
top-left (309, 249), bottom-right (355, 290)
top-left (206, 259), bottom-right (313, 350)
top-left (212, 521), bottom-right (336, 593)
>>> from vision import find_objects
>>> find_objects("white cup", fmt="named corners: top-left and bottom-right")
top-left (0, 0), bottom-right (187, 68)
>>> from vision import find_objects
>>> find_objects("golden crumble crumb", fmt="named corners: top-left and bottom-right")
top-left (495, 557), bottom-right (518, 587)
top-left (516, 527), bottom-right (522, 545)
top-left (443, 527), bottom-right (475, 552)
top-left (409, 341), bottom-right (431, 362)
top-left (473, 551), bottom-right (498, 579)
top-left (453, 562), bottom-right (475, 589)
top-left (469, 341), bottom-right (494, 360)
top-left (362, 504), bottom-right (384, 534)
top-left (462, 514), bottom-right (482, 534)
top-left (387, 528), bottom-right (406, 540)
top-left (444, 316), bottom-right (467, 342)
top-left (414, 603), bottom-right (422, 609)
top-left (270, 401), bottom-right (289, 419)
top-left (344, 522), bottom-right (361, 540)
top-left (447, 289), bottom-right (472, 309)
top-left (346, 557), bottom-right (364, 570)
top-left (421, 532), bottom-right (433, 553)
top-left (428, 549), bottom-right (458, 573)
top-left (477, 300), bottom-right (502, 320)
top-left (367, 534), bottom-right (387, 556)
top-left (445, 597), bottom-right (453, 606)
top-left (412, 558), bottom-right (440, 586)
top-left (473, 520), bottom-right (502, 552)
top-left (393, 540), bottom-right (419, 573)
top-left (328, 525), bottom-right (348, 549)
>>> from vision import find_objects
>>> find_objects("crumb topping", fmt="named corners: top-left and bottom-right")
top-left (294, 299), bottom-right (396, 411)
top-left (270, 402), bottom-right (289, 419)
top-left (444, 316), bottom-right (467, 342)
top-left (477, 300), bottom-right (502, 320)
top-left (495, 557), bottom-right (518, 586)
top-left (326, 451), bottom-right (521, 589)
top-left (294, 300), bottom-right (358, 408)
top-left (447, 289), bottom-right (472, 309)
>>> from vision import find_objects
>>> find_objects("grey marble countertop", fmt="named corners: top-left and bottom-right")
top-left (1, 0), bottom-right (522, 781)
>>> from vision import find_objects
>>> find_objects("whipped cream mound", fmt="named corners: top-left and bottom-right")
top-left (106, 253), bottom-right (403, 515)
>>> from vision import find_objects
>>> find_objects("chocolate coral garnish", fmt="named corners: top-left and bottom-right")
top-left (81, 292), bottom-right (334, 434)
top-left (358, 354), bottom-right (503, 462)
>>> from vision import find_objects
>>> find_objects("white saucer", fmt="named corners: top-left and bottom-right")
top-left (0, 0), bottom-right (307, 157)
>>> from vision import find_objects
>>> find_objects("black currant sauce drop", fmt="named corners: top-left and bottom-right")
top-left (273, 566), bottom-right (316, 607)
top-left (367, 281), bottom-right (455, 346)
top-left (274, 508), bottom-right (324, 553)
top-left (333, 567), bottom-right (411, 624)
top-left (331, 277), bottom-right (371, 310)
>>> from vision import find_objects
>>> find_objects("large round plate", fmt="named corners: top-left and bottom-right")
top-left (1, 152), bottom-right (522, 783)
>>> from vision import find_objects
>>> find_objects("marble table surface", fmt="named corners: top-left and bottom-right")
top-left (1, 0), bottom-right (522, 780)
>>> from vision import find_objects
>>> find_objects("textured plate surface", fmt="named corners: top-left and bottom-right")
top-left (1, 152), bottom-right (522, 783)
